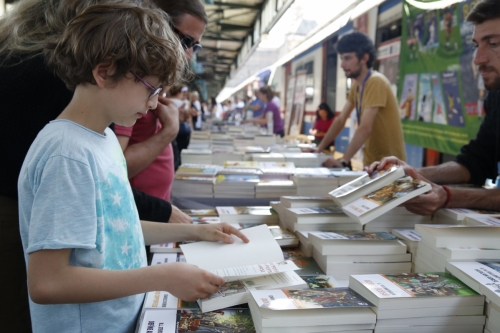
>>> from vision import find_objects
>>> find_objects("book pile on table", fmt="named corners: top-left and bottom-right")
top-left (281, 152), bottom-right (331, 167)
top-left (464, 214), bottom-right (500, 226)
top-left (331, 169), bottom-right (366, 186)
top-left (434, 208), bottom-right (500, 225)
top-left (363, 207), bottom-right (432, 232)
top-left (172, 164), bottom-right (221, 198)
top-left (248, 288), bottom-right (376, 333)
top-left (349, 272), bottom-right (486, 333)
top-left (186, 130), bottom-right (211, 149)
top-left (213, 174), bottom-right (259, 198)
top-left (255, 179), bottom-right (297, 198)
top-left (211, 147), bottom-right (245, 165)
top-left (413, 224), bottom-right (500, 272)
top-left (258, 161), bottom-right (295, 179)
top-left (446, 261), bottom-right (500, 333)
top-left (180, 148), bottom-right (212, 164)
top-left (251, 152), bottom-right (286, 162)
top-left (284, 207), bottom-right (361, 232)
top-left (216, 206), bottom-right (279, 225)
top-left (391, 228), bottom-right (421, 271)
top-left (309, 231), bottom-right (411, 281)
top-left (292, 167), bottom-right (340, 196)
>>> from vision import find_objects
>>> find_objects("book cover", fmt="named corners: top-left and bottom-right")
top-left (288, 207), bottom-right (345, 215)
top-left (224, 161), bottom-right (260, 168)
top-left (216, 206), bottom-right (275, 216)
top-left (181, 209), bottom-right (218, 217)
top-left (302, 275), bottom-right (338, 289)
top-left (329, 165), bottom-right (402, 200)
top-left (282, 248), bottom-right (325, 275)
top-left (447, 261), bottom-right (500, 303)
top-left (139, 309), bottom-right (255, 333)
top-left (343, 178), bottom-right (431, 224)
top-left (215, 174), bottom-right (260, 183)
top-left (250, 288), bottom-right (373, 310)
top-left (351, 272), bottom-right (478, 299)
top-left (191, 217), bottom-right (221, 224)
top-left (392, 229), bottom-right (422, 242)
top-left (310, 231), bottom-right (397, 241)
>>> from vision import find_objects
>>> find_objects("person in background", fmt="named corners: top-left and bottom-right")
top-left (271, 89), bottom-right (282, 110)
top-left (209, 96), bottom-right (223, 118)
top-left (18, 5), bottom-right (249, 332)
top-left (190, 91), bottom-right (203, 130)
top-left (171, 86), bottom-right (191, 168)
top-left (310, 102), bottom-right (335, 148)
top-left (249, 88), bottom-right (266, 118)
top-left (308, 32), bottom-right (406, 168)
top-left (369, 0), bottom-right (500, 216)
top-left (243, 86), bottom-right (285, 137)
top-left (114, 0), bottom-right (207, 202)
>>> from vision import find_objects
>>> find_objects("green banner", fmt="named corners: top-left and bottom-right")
top-left (399, 0), bottom-right (483, 155)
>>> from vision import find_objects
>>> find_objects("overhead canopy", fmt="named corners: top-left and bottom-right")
top-left (197, 0), bottom-right (293, 99)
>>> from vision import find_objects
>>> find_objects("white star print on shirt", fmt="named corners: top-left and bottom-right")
top-left (111, 192), bottom-right (122, 206)
top-left (121, 240), bottom-right (132, 255)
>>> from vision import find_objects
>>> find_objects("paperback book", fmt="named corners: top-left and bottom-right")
top-left (329, 164), bottom-right (404, 207)
top-left (342, 177), bottom-right (431, 224)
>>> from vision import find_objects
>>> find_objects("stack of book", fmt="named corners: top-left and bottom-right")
top-left (259, 161), bottom-right (295, 179)
top-left (213, 174), bottom-right (258, 198)
top-left (180, 225), bottom-right (307, 312)
top-left (391, 228), bottom-right (421, 271)
top-left (248, 288), bottom-right (376, 333)
top-left (330, 169), bottom-right (366, 186)
top-left (464, 215), bottom-right (500, 226)
top-left (284, 207), bottom-right (361, 232)
top-left (282, 152), bottom-right (330, 168)
top-left (434, 208), bottom-right (500, 225)
top-left (292, 167), bottom-right (339, 196)
top-left (254, 134), bottom-right (277, 147)
top-left (210, 133), bottom-right (233, 148)
top-left (309, 231), bottom-right (411, 281)
top-left (349, 272), bottom-right (486, 333)
top-left (413, 224), bottom-right (500, 272)
top-left (216, 206), bottom-right (279, 225)
top-left (362, 207), bottom-right (433, 232)
top-left (172, 164), bottom-right (219, 198)
top-left (186, 130), bottom-right (211, 149)
top-left (251, 152), bottom-right (286, 162)
top-left (211, 147), bottom-right (244, 165)
top-left (255, 179), bottom-right (297, 198)
top-left (138, 308), bottom-right (256, 333)
top-left (180, 148), bottom-right (212, 164)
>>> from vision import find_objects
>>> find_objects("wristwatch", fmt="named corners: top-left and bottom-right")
top-left (338, 158), bottom-right (349, 168)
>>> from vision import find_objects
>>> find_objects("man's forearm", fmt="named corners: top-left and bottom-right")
top-left (124, 127), bottom-right (177, 178)
top-left (448, 188), bottom-right (500, 210)
top-left (342, 126), bottom-right (371, 161)
top-left (417, 161), bottom-right (471, 184)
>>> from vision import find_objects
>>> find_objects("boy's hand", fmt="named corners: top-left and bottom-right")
top-left (163, 263), bottom-right (224, 301)
top-left (194, 223), bottom-right (250, 244)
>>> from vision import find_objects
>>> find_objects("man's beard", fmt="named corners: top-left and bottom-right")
top-left (480, 65), bottom-right (500, 90)
top-left (345, 68), bottom-right (362, 79)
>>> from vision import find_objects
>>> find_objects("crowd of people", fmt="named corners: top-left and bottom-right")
top-left (0, 0), bottom-right (500, 332)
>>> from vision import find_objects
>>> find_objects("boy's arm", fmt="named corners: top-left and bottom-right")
top-left (140, 221), bottom-right (249, 245)
top-left (28, 249), bottom-right (223, 304)
top-left (117, 96), bottom-right (179, 178)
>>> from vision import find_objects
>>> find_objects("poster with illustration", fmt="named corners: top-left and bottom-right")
top-left (399, 74), bottom-right (418, 120)
top-left (441, 70), bottom-right (465, 127)
top-left (417, 73), bottom-right (433, 122)
top-left (431, 73), bottom-right (447, 125)
top-left (400, 0), bottom-right (481, 155)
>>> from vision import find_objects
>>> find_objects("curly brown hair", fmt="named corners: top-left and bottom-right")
top-left (45, 2), bottom-right (190, 90)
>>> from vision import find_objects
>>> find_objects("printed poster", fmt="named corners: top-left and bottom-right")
top-left (399, 0), bottom-right (483, 155)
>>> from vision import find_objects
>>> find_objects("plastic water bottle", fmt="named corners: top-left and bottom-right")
top-left (266, 111), bottom-right (273, 135)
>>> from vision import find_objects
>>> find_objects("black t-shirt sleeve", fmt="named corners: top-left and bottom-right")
top-left (132, 187), bottom-right (172, 222)
top-left (455, 91), bottom-right (500, 185)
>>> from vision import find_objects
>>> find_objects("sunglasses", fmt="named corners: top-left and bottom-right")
top-left (171, 25), bottom-right (202, 54)
top-left (129, 70), bottom-right (162, 99)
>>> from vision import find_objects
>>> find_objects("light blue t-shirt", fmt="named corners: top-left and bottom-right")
top-left (18, 120), bottom-right (147, 333)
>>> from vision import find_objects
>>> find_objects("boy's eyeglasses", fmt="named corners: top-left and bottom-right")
top-left (129, 70), bottom-right (162, 99)
top-left (171, 25), bottom-right (202, 54)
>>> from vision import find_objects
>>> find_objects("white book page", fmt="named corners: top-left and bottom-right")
top-left (139, 310), bottom-right (177, 333)
top-left (144, 291), bottom-right (180, 309)
top-left (250, 289), bottom-right (297, 309)
top-left (180, 224), bottom-right (283, 270)
top-left (210, 260), bottom-right (299, 282)
top-left (393, 229), bottom-right (421, 241)
top-left (216, 206), bottom-right (238, 215)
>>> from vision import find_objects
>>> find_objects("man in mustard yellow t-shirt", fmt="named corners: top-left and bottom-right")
top-left (313, 32), bottom-right (406, 167)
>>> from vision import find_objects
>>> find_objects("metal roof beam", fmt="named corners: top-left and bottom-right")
top-left (211, 1), bottom-right (261, 10)
top-left (202, 35), bottom-right (243, 42)
top-left (201, 46), bottom-right (239, 52)
top-left (218, 23), bottom-right (252, 32)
